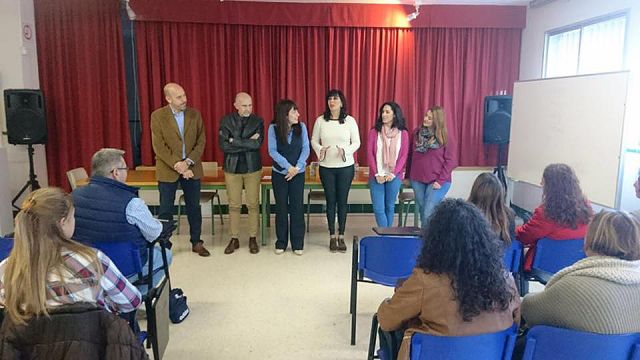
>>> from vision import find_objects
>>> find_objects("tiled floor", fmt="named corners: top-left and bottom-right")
top-left (155, 213), bottom-right (539, 359)
top-left (159, 214), bottom-right (394, 360)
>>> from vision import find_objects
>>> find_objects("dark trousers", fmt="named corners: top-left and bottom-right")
top-left (272, 172), bottom-right (305, 250)
top-left (378, 328), bottom-right (404, 360)
top-left (158, 177), bottom-right (201, 245)
top-left (319, 165), bottom-right (354, 235)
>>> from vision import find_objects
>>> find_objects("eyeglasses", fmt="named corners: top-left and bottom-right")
top-left (112, 167), bottom-right (128, 173)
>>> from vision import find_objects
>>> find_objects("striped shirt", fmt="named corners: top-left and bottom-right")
top-left (0, 249), bottom-right (141, 314)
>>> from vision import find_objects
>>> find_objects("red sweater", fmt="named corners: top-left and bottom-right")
top-left (516, 205), bottom-right (588, 271)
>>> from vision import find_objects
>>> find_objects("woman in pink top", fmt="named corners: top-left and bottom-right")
top-left (367, 102), bottom-right (409, 227)
top-left (406, 106), bottom-right (456, 227)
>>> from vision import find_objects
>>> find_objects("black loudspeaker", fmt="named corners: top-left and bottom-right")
top-left (483, 95), bottom-right (512, 145)
top-left (4, 89), bottom-right (47, 145)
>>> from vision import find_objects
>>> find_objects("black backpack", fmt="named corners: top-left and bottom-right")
top-left (169, 288), bottom-right (189, 323)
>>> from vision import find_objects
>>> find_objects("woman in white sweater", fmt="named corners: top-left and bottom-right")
top-left (311, 89), bottom-right (361, 252)
top-left (521, 210), bottom-right (640, 334)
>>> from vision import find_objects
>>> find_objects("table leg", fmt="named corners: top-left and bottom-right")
top-left (261, 185), bottom-right (268, 245)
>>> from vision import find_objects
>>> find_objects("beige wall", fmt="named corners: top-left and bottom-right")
top-left (517, 0), bottom-right (640, 210)
top-left (0, 0), bottom-right (48, 233)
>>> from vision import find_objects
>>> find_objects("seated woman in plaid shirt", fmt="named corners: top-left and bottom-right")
top-left (0, 188), bottom-right (141, 325)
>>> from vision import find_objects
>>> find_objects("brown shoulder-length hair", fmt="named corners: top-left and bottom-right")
top-left (585, 210), bottom-right (640, 260)
top-left (428, 106), bottom-right (447, 146)
top-left (542, 163), bottom-right (593, 228)
top-left (3, 188), bottom-right (101, 325)
top-left (468, 173), bottom-right (512, 245)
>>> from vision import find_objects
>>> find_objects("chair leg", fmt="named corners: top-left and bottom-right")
top-left (397, 201), bottom-right (403, 227)
top-left (350, 236), bottom-right (359, 346)
top-left (211, 198), bottom-right (216, 235)
top-left (176, 200), bottom-right (182, 235)
top-left (368, 314), bottom-right (379, 360)
top-left (215, 194), bottom-right (224, 224)
top-left (306, 192), bottom-right (311, 233)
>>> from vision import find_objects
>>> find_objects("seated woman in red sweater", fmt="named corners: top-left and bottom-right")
top-left (516, 163), bottom-right (593, 271)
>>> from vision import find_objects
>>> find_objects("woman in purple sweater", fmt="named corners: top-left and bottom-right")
top-left (406, 106), bottom-right (456, 227)
top-left (367, 102), bottom-right (410, 227)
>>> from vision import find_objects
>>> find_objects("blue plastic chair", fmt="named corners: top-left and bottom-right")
top-left (0, 237), bottom-right (14, 261)
top-left (529, 238), bottom-right (585, 284)
top-left (503, 241), bottom-right (522, 274)
top-left (410, 325), bottom-right (517, 360)
top-left (523, 325), bottom-right (640, 360)
top-left (90, 239), bottom-right (171, 360)
top-left (350, 235), bottom-right (423, 346)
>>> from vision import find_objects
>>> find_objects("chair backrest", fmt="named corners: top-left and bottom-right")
top-left (202, 161), bottom-right (218, 174)
top-left (0, 237), bottom-right (14, 262)
top-left (90, 240), bottom-right (143, 279)
top-left (502, 240), bottom-right (522, 273)
top-left (135, 165), bottom-right (156, 171)
top-left (522, 325), bottom-right (640, 360)
top-left (410, 325), bottom-right (517, 360)
top-left (531, 238), bottom-right (586, 274)
top-left (66, 167), bottom-right (89, 190)
top-left (358, 236), bottom-right (422, 286)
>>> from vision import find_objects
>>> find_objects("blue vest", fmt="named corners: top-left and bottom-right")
top-left (273, 126), bottom-right (303, 173)
top-left (72, 176), bottom-right (149, 265)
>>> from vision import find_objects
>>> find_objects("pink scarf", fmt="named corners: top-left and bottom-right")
top-left (380, 127), bottom-right (400, 173)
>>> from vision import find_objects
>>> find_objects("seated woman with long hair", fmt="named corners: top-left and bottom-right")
top-left (521, 210), bottom-right (640, 333)
top-left (516, 163), bottom-right (592, 271)
top-left (468, 172), bottom-right (515, 247)
top-left (377, 199), bottom-right (521, 360)
top-left (0, 188), bottom-right (142, 325)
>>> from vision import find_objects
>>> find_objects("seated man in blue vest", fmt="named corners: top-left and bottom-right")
top-left (72, 148), bottom-right (172, 291)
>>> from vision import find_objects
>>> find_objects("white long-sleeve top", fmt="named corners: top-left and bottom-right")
top-left (311, 115), bottom-right (361, 168)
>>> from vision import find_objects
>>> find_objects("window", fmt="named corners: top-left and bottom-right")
top-left (543, 13), bottom-right (627, 78)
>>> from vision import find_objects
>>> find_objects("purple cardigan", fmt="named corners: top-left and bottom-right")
top-left (367, 128), bottom-right (410, 180)
top-left (405, 129), bottom-right (457, 184)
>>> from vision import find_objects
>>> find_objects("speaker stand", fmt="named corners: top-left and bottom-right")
top-left (11, 144), bottom-right (41, 210)
top-left (493, 143), bottom-right (507, 191)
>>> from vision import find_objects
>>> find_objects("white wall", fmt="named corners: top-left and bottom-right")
top-left (517, 0), bottom-right (640, 210)
top-left (0, 0), bottom-right (48, 230)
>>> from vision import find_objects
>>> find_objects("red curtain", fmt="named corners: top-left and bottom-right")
top-left (136, 24), bottom-right (521, 167)
top-left (136, 22), bottom-right (328, 166)
top-left (35, 0), bottom-right (132, 189)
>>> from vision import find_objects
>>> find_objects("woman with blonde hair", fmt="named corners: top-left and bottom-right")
top-left (521, 210), bottom-right (640, 335)
top-left (468, 172), bottom-right (515, 246)
top-left (406, 106), bottom-right (456, 226)
top-left (0, 188), bottom-right (141, 325)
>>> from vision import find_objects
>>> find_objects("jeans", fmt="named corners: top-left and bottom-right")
top-left (411, 180), bottom-right (451, 227)
top-left (369, 177), bottom-right (402, 227)
top-left (158, 178), bottom-right (201, 245)
top-left (272, 172), bottom-right (305, 250)
top-left (128, 245), bottom-right (173, 296)
top-left (319, 165), bottom-right (355, 235)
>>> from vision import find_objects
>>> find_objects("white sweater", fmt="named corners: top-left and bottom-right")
top-left (311, 115), bottom-right (361, 168)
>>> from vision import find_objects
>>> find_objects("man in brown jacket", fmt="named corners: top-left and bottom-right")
top-left (151, 83), bottom-right (209, 256)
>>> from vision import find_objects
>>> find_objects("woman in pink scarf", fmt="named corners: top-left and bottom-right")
top-left (367, 102), bottom-right (410, 227)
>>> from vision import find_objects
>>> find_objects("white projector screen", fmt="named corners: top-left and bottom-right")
top-left (507, 71), bottom-right (629, 208)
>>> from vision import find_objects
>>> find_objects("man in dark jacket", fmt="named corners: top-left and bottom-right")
top-left (72, 148), bottom-right (172, 289)
top-left (218, 92), bottom-right (264, 254)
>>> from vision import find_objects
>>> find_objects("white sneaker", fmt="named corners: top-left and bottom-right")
top-left (293, 250), bottom-right (304, 256)
top-left (274, 248), bottom-right (285, 255)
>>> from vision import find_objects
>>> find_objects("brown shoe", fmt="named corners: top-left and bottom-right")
top-left (337, 236), bottom-right (347, 253)
top-left (329, 236), bottom-right (338, 253)
top-left (249, 237), bottom-right (260, 254)
top-left (192, 241), bottom-right (211, 257)
top-left (224, 238), bottom-right (240, 254)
